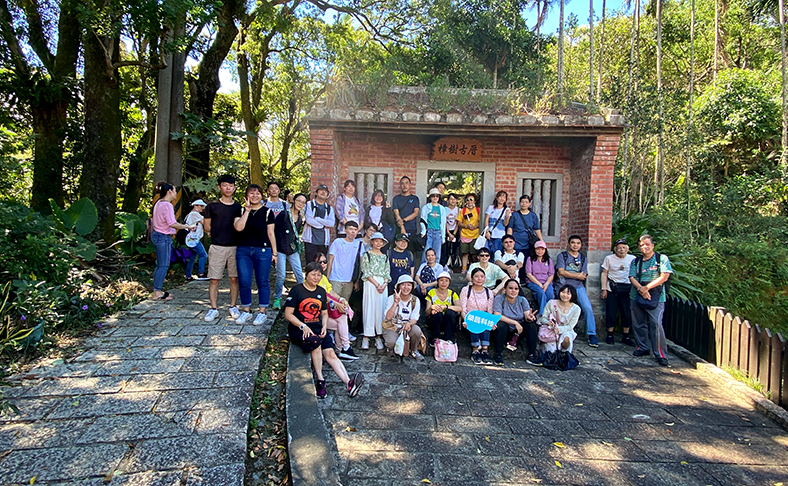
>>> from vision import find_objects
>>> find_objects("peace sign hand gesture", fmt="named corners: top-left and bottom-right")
top-left (243, 197), bottom-right (251, 211)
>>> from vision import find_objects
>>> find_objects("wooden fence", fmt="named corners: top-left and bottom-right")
top-left (664, 297), bottom-right (788, 409)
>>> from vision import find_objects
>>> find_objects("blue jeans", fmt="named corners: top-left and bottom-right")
top-left (186, 241), bottom-right (207, 278)
top-left (574, 285), bottom-right (597, 336)
top-left (274, 252), bottom-right (304, 299)
top-left (151, 231), bottom-right (172, 292)
top-left (423, 228), bottom-right (443, 262)
top-left (486, 237), bottom-right (503, 256)
top-left (470, 330), bottom-right (491, 347)
top-left (236, 246), bottom-right (273, 308)
top-left (526, 282), bottom-right (554, 314)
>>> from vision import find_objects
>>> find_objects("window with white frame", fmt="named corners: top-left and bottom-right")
top-left (347, 167), bottom-right (393, 206)
top-left (517, 173), bottom-right (562, 241)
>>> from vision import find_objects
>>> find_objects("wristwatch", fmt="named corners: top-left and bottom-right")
top-left (299, 324), bottom-right (305, 330)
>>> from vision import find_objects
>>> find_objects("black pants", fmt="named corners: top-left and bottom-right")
top-left (304, 242), bottom-right (328, 265)
top-left (428, 309), bottom-right (460, 342)
top-left (494, 319), bottom-right (539, 358)
top-left (606, 285), bottom-right (633, 331)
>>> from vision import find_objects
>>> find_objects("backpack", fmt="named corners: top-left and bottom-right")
top-left (462, 284), bottom-right (491, 301)
top-left (558, 251), bottom-right (587, 287)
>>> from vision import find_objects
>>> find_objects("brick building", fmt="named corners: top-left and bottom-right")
top-left (306, 87), bottom-right (625, 328)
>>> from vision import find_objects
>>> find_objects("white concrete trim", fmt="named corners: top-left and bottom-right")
top-left (415, 160), bottom-right (496, 210)
top-left (347, 166), bottom-right (395, 202)
top-left (515, 171), bottom-right (564, 244)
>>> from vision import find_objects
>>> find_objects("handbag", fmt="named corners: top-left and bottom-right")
top-left (327, 297), bottom-right (347, 320)
top-left (540, 350), bottom-right (559, 370)
top-left (393, 329), bottom-right (406, 356)
top-left (434, 339), bottom-right (458, 362)
top-left (300, 335), bottom-right (323, 352)
top-left (538, 324), bottom-right (559, 343)
top-left (635, 286), bottom-right (662, 310)
top-left (473, 234), bottom-right (488, 250)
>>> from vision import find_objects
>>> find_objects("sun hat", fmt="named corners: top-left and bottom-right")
top-left (191, 199), bottom-right (207, 207)
top-left (428, 188), bottom-right (441, 197)
top-left (436, 271), bottom-right (452, 281)
top-left (370, 232), bottom-right (388, 244)
top-left (395, 274), bottom-right (415, 290)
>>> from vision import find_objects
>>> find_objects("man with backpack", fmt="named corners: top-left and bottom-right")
top-left (555, 235), bottom-right (598, 347)
top-left (303, 184), bottom-right (335, 264)
top-left (628, 234), bottom-right (673, 366)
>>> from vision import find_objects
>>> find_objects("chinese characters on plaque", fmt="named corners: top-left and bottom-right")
top-left (431, 137), bottom-right (483, 162)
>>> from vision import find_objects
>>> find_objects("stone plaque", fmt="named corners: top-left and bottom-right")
top-left (432, 137), bottom-right (482, 161)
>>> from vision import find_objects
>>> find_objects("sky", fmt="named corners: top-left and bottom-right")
top-left (218, 0), bottom-right (630, 93)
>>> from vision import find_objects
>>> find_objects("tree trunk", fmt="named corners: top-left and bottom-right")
top-left (688, 0), bottom-right (696, 229)
top-left (80, 28), bottom-right (121, 243)
top-left (714, 0), bottom-right (720, 78)
top-left (619, 0), bottom-right (640, 216)
top-left (185, 0), bottom-right (239, 182)
top-left (596, 0), bottom-right (606, 104)
top-left (30, 100), bottom-right (68, 211)
top-left (557, 0), bottom-right (565, 107)
top-left (238, 37), bottom-right (263, 186)
top-left (780, 0), bottom-right (788, 174)
top-left (656, 0), bottom-right (665, 206)
top-left (588, 0), bottom-right (594, 103)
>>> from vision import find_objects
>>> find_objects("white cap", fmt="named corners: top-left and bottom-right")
top-left (436, 271), bottom-right (452, 281)
top-left (191, 199), bottom-right (207, 206)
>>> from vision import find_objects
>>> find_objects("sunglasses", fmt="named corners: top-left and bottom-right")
top-left (318, 260), bottom-right (327, 264)
top-left (478, 253), bottom-right (490, 257)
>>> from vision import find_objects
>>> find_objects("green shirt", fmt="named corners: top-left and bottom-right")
top-left (629, 253), bottom-right (673, 302)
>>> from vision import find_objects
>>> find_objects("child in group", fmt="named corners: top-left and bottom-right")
top-left (185, 199), bottom-right (209, 281)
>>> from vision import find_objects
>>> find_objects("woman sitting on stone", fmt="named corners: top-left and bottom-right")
top-left (524, 240), bottom-right (555, 314)
top-left (425, 271), bottom-right (461, 345)
top-left (493, 279), bottom-right (538, 366)
top-left (540, 284), bottom-right (581, 354)
top-left (415, 247), bottom-right (448, 299)
top-left (466, 247), bottom-right (507, 294)
top-left (284, 262), bottom-right (364, 399)
top-left (460, 267), bottom-right (495, 365)
top-left (313, 253), bottom-right (357, 361)
top-left (383, 275), bottom-right (425, 361)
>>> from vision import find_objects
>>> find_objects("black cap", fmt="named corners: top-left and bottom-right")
top-left (614, 238), bottom-right (628, 247)
top-left (316, 184), bottom-right (329, 193)
top-left (395, 233), bottom-right (409, 242)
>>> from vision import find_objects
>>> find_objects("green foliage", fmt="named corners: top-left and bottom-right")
top-left (114, 211), bottom-right (154, 257)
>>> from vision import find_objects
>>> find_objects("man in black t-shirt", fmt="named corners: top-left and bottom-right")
top-left (392, 176), bottom-right (421, 261)
top-left (203, 175), bottom-right (242, 322)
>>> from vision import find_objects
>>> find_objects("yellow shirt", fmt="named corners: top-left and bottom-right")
top-left (459, 206), bottom-right (480, 240)
top-left (318, 275), bottom-right (333, 294)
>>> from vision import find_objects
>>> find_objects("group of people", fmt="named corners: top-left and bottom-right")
top-left (150, 174), bottom-right (673, 399)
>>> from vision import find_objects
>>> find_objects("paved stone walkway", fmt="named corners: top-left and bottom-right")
top-left (317, 337), bottom-right (788, 486)
top-left (0, 280), bottom-right (273, 485)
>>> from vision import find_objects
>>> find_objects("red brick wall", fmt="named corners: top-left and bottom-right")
top-left (310, 129), bottom-right (618, 252)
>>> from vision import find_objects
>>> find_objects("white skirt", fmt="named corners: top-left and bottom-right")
top-left (363, 279), bottom-right (388, 337)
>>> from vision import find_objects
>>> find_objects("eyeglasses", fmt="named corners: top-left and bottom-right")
top-left (318, 260), bottom-right (327, 264)
top-left (478, 254), bottom-right (490, 258)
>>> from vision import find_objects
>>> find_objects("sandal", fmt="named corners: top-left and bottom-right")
top-left (152, 291), bottom-right (174, 301)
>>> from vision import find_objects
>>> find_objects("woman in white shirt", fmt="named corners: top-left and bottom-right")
top-left (483, 190), bottom-right (511, 257)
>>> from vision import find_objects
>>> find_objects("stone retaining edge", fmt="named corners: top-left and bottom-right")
top-left (285, 342), bottom-right (342, 486)
top-left (668, 339), bottom-right (788, 431)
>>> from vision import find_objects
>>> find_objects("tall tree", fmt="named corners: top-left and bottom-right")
top-left (654, 0), bottom-right (665, 205)
top-left (588, 0), bottom-right (594, 103)
top-left (780, 0), bottom-right (788, 173)
top-left (557, 0), bottom-right (565, 106)
top-left (0, 0), bottom-right (80, 212)
top-left (596, 0), bottom-right (605, 103)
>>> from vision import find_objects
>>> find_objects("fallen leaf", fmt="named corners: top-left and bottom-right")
top-left (699, 397), bottom-right (708, 401)
top-left (547, 382), bottom-right (554, 385)
top-left (485, 436), bottom-right (490, 442)
top-left (554, 460), bottom-right (562, 468)
top-left (680, 461), bottom-right (688, 465)
top-left (666, 429), bottom-right (673, 434)
top-left (71, 401), bottom-right (79, 407)
top-left (638, 474), bottom-right (646, 478)
top-left (574, 403), bottom-right (583, 406)
top-left (741, 417), bottom-right (751, 422)
top-left (665, 422), bottom-right (674, 426)
top-left (29, 477), bottom-right (36, 484)
top-left (345, 426), bottom-right (357, 432)
top-left (422, 480), bottom-right (431, 484)
top-left (670, 370), bottom-right (681, 375)
top-left (624, 437), bottom-right (632, 441)
top-left (250, 450), bottom-right (255, 458)
top-left (602, 441), bottom-right (613, 446)
top-left (529, 479), bottom-right (543, 483)
top-left (553, 442), bottom-right (565, 448)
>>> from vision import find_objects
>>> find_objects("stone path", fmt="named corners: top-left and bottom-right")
top-left (0, 280), bottom-right (273, 485)
top-left (316, 337), bottom-right (788, 486)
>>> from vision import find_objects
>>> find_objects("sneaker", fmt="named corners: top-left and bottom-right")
top-left (588, 335), bottom-right (599, 347)
top-left (505, 343), bottom-right (517, 352)
top-left (253, 312), bottom-right (267, 325)
top-left (196, 273), bottom-right (210, 281)
top-left (229, 306), bottom-right (241, 320)
top-left (633, 349), bottom-right (650, 357)
top-left (375, 337), bottom-right (384, 350)
top-left (316, 379), bottom-right (327, 399)
top-left (204, 308), bottom-right (219, 321)
top-left (272, 298), bottom-right (281, 310)
top-left (481, 351), bottom-right (493, 365)
top-left (526, 354), bottom-right (542, 366)
top-left (622, 336), bottom-right (636, 347)
top-left (493, 354), bottom-right (504, 366)
top-left (339, 347), bottom-right (360, 360)
top-left (471, 351), bottom-right (483, 365)
top-left (348, 332), bottom-right (357, 342)
top-left (361, 337), bottom-right (370, 350)
top-left (412, 350), bottom-right (425, 362)
top-left (657, 358), bottom-right (669, 366)
top-left (235, 311), bottom-right (252, 324)
top-left (347, 372), bottom-right (364, 397)
top-left (605, 334), bottom-right (614, 345)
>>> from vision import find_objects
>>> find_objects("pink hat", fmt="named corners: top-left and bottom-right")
top-left (534, 240), bottom-right (547, 249)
